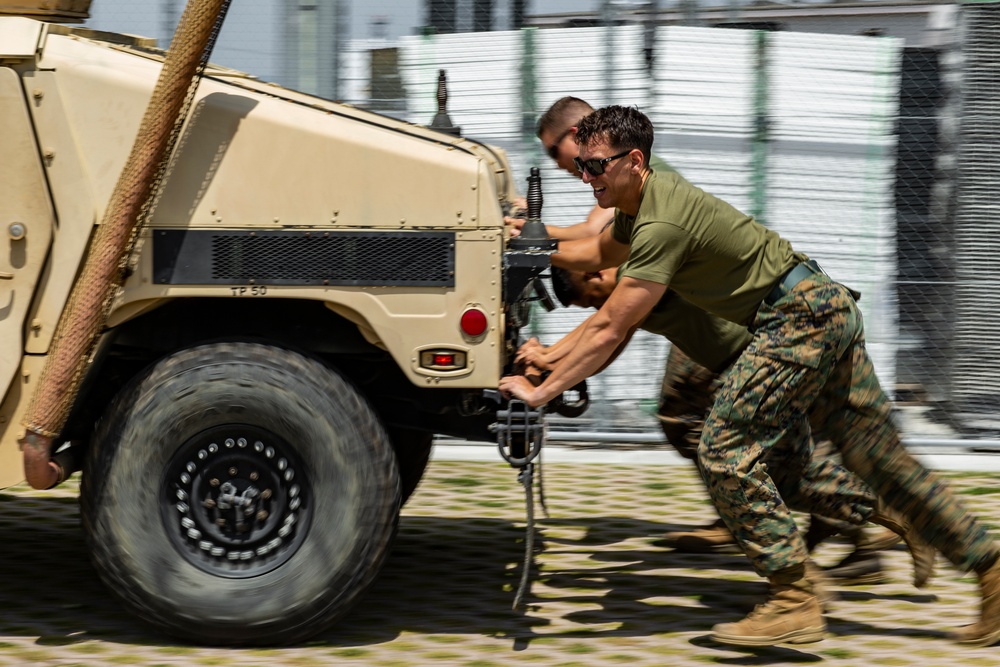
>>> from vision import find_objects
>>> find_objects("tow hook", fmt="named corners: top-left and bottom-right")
top-left (488, 399), bottom-right (547, 609)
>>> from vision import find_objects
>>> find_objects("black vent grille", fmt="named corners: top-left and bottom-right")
top-left (154, 230), bottom-right (455, 286)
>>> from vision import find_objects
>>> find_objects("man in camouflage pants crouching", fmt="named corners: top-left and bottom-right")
top-left (500, 104), bottom-right (1000, 647)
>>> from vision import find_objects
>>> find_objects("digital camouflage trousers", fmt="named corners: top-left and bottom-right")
top-left (659, 344), bottom-right (877, 535)
top-left (699, 273), bottom-right (999, 576)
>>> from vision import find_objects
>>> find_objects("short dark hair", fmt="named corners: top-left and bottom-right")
top-left (536, 96), bottom-right (594, 138)
top-left (549, 266), bottom-right (581, 308)
top-left (575, 105), bottom-right (653, 167)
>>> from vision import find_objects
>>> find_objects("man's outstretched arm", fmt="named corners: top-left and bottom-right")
top-left (499, 275), bottom-right (666, 407)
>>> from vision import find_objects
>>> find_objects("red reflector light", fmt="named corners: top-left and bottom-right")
top-left (433, 353), bottom-right (455, 366)
top-left (460, 308), bottom-right (488, 336)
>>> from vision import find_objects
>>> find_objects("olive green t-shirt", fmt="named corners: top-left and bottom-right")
top-left (640, 291), bottom-right (752, 373)
top-left (649, 153), bottom-right (675, 175)
top-left (612, 170), bottom-right (805, 325)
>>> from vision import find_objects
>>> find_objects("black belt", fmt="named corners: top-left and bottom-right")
top-left (763, 260), bottom-right (823, 306)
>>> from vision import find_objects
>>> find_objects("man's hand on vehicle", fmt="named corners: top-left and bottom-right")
top-left (498, 375), bottom-right (543, 408)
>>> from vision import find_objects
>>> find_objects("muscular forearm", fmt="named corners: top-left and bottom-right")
top-left (527, 314), bottom-right (625, 405)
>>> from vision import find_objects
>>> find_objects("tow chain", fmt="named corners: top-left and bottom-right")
top-left (490, 399), bottom-right (547, 609)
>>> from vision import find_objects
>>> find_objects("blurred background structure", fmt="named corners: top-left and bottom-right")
top-left (83, 0), bottom-right (1000, 446)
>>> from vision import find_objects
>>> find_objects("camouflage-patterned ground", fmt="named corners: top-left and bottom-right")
top-left (2, 449), bottom-right (1000, 666)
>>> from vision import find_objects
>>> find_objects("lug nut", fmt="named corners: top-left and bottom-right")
top-left (249, 471), bottom-right (259, 481)
top-left (229, 467), bottom-right (238, 476)
top-left (203, 498), bottom-right (216, 509)
top-left (210, 478), bottom-right (220, 487)
top-left (256, 510), bottom-right (269, 522)
top-left (261, 489), bottom-right (272, 500)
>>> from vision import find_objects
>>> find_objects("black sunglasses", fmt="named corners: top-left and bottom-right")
top-left (573, 149), bottom-right (632, 177)
top-left (545, 126), bottom-right (574, 160)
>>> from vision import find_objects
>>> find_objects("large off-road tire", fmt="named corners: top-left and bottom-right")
top-left (387, 427), bottom-right (433, 504)
top-left (80, 342), bottom-right (400, 646)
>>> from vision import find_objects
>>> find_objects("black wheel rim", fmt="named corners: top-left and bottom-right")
top-left (160, 425), bottom-right (312, 579)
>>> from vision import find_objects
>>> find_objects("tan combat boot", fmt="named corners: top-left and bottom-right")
top-left (870, 507), bottom-right (936, 588)
top-left (805, 559), bottom-right (837, 611)
top-left (659, 518), bottom-right (741, 554)
top-left (954, 556), bottom-right (1000, 647)
top-left (711, 564), bottom-right (826, 647)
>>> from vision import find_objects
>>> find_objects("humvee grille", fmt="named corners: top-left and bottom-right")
top-left (153, 230), bottom-right (456, 287)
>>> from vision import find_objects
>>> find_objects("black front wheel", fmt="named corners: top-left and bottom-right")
top-left (80, 342), bottom-right (400, 645)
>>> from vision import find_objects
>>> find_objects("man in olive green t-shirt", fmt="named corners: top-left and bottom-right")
top-left (521, 98), bottom-right (901, 572)
top-left (499, 105), bottom-right (1000, 648)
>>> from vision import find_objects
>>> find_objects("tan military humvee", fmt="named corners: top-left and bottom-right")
top-left (0, 2), bottom-right (553, 646)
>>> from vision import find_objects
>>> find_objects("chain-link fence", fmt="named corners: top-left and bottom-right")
top-left (83, 1), bottom-right (1000, 445)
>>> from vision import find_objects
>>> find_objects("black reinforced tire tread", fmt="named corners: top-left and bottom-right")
top-left (80, 342), bottom-right (400, 646)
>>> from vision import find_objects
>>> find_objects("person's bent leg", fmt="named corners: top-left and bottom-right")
top-left (815, 328), bottom-right (1000, 643)
top-left (657, 346), bottom-right (740, 553)
top-left (699, 353), bottom-right (823, 646)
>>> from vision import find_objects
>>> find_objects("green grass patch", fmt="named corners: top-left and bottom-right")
top-left (442, 476), bottom-right (485, 487)
top-left (820, 648), bottom-right (857, 659)
top-left (960, 487), bottom-right (1000, 496)
top-left (330, 647), bottom-right (370, 658)
top-left (642, 482), bottom-right (673, 490)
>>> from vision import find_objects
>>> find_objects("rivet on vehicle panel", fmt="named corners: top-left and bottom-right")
top-left (43, 148), bottom-right (55, 160)
top-left (400, 219), bottom-right (406, 224)
top-left (273, 217), bottom-right (279, 223)
top-left (456, 211), bottom-right (462, 216)
top-left (31, 319), bottom-right (42, 330)
top-left (8, 223), bottom-right (26, 240)
top-left (32, 89), bottom-right (43, 99)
